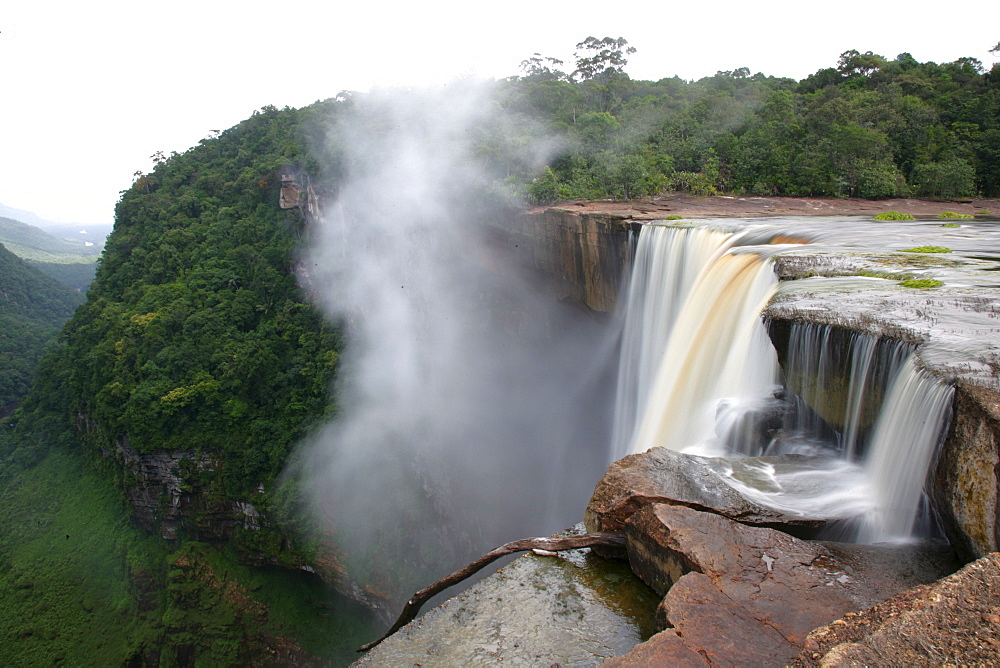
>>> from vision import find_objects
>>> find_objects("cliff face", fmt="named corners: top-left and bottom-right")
top-left (932, 384), bottom-right (1000, 560)
top-left (492, 208), bottom-right (639, 314)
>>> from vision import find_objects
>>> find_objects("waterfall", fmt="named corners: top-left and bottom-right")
top-left (857, 357), bottom-right (954, 542)
top-left (777, 323), bottom-right (913, 460)
top-left (613, 224), bottom-right (779, 458)
top-left (615, 222), bottom-right (955, 544)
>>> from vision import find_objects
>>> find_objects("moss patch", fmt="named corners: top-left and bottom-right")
top-left (902, 246), bottom-right (951, 253)
top-left (873, 210), bottom-right (915, 221)
top-left (899, 278), bottom-right (944, 289)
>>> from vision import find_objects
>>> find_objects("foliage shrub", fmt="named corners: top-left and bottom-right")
top-left (912, 159), bottom-right (976, 199)
top-left (855, 160), bottom-right (909, 199)
top-left (938, 211), bottom-right (974, 219)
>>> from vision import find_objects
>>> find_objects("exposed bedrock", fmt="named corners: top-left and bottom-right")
top-left (607, 504), bottom-right (956, 666)
top-left (490, 208), bottom-right (637, 313)
top-left (932, 383), bottom-right (1000, 561)
top-left (791, 552), bottom-right (1000, 666)
top-left (584, 448), bottom-right (848, 539)
top-left (354, 526), bottom-right (660, 666)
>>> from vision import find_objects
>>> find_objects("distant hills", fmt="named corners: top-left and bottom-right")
top-left (0, 202), bottom-right (112, 246)
top-left (0, 215), bottom-right (104, 290)
top-left (0, 242), bottom-right (85, 410)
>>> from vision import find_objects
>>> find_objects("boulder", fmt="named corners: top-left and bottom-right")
top-left (791, 552), bottom-right (1000, 666)
top-left (613, 504), bottom-right (956, 666)
top-left (584, 448), bottom-right (850, 539)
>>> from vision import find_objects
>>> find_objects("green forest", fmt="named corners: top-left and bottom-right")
top-left (503, 39), bottom-right (1000, 202)
top-left (1, 41), bottom-right (998, 664)
top-left (0, 244), bottom-right (84, 411)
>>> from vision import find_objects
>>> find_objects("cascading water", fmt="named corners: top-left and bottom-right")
top-left (614, 222), bottom-right (955, 544)
top-left (776, 322), bottom-right (913, 460)
top-left (612, 225), bottom-right (780, 459)
top-left (858, 357), bottom-right (954, 543)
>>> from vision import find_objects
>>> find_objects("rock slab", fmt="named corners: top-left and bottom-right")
top-left (932, 383), bottom-right (1000, 561)
top-left (585, 448), bottom-right (844, 539)
top-left (354, 535), bottom-right (659, 667)
top-left (608, 504), bottom-right (956, 666)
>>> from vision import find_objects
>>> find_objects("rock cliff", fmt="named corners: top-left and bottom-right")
top-left (491, 208), bottom-right (638, 313)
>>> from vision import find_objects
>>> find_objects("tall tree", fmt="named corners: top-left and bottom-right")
top-left (572, 36), bottom-right (636, 82)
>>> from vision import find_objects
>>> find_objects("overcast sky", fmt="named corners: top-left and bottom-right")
top-left (2, 0), bottom-right (997, 226)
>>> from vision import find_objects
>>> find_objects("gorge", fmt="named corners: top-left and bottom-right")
top-left (4, 61), bottom-right (1000, 662)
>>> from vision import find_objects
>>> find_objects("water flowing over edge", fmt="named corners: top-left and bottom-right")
top-left (612, 225), bottom-right (779, 458)
top-left (858, 356), bottom-right (955, 543)
top-left (613, 222), bottom-right (956, 544)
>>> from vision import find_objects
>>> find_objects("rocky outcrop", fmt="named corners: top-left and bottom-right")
top-left (585, 448), bottom-right (847, 539)
top-left (277, 165), bottom-right (322, 223)
top-left (792, 552), bottom-right (1000, 666)
top-left (491, 208), bottom-right (638, 313)
top-left (931, 383), bottom-right (1000, 561)
top-left (608, 504), bottom-right (956, 666)
top-left (112, 437), bottom-right (263, 541)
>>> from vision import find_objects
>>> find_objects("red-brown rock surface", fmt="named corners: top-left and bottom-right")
top-left (609, 504), bottom-right (956, 666)
top-left (791, 552), bottom-right (1000, 666)
top-left (533, 194), bottom-right (1000, 220)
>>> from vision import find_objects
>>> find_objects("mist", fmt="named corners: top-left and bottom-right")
top-left (292, 80), bottom-right (617, 601)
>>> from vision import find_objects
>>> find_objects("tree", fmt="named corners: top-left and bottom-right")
top-left (519, 53), bottom-right (567, 81)
top-left (837, 50), bottom-right (887, 78)
top-left (912, 158), bottom-right (977, 198)
top-left (572, 36), bottom-right (636, 82)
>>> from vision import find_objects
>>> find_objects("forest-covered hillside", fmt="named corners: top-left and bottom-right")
top-left (1, 103), bottom-right (371, 665)
top-left (0, 243), bottom-right (83, 410)
top-left (1, 42), bottom-right (998, 664)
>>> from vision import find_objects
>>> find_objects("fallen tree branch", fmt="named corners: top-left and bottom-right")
top-left (357, 531), bottom-right (626, 652)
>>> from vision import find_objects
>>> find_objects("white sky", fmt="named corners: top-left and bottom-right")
top-left (2, 0), bottom-right (998, 226)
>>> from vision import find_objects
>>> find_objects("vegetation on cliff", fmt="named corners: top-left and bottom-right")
top-left (0, 441), bottom-right (376, 665)
top-left (47, 105), bottom-right (342, 502)
top-left (0, 102), bottom-right (379, 664)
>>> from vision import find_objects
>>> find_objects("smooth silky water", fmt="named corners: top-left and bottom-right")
top-left (613, 217), bottom-right (999, 543)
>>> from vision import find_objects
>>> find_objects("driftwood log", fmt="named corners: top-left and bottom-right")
top-left (357, 531), bottom-right (626, 652)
